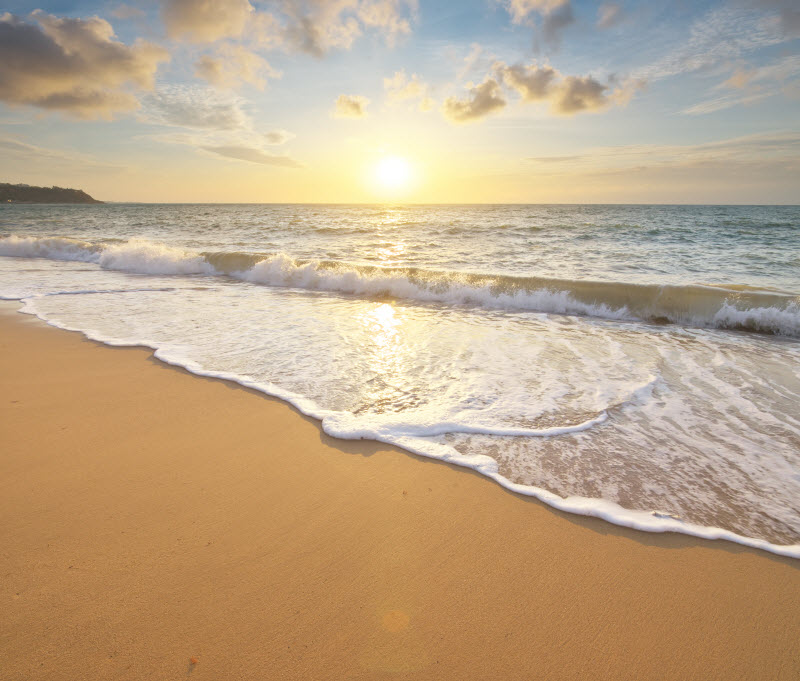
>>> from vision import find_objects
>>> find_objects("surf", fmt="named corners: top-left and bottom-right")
top-left (2, 233), bottom-right (798, 337)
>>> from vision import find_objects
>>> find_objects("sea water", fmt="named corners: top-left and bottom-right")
top-left (1, 203), bottom-right (798, 556)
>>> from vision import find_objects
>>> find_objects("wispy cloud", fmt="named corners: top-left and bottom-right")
top-left (681, 54), bottom-right (800, 115)
top-left (140, 86), bottom-right (300, 167)
top-left (527, 132), bottom-right (800, 173)
top-left (747, 0), bottom-right (800, 38)
top-left (457, 43), bottom-right (485, 80)
top-left (200, 145), bottom-right (302, 167)
top-left (141, 86), bottom-right (252, 130)
top-left (0, 136), bottom-right (122, 170)
top-left (680, 92), bottom-right (770, 115)
top-left (632, 6), bottom-right (788, 83)
top-left (384, 69), bottom-right (433, 111)
top-left (597, 3), bottom-right (624, 29)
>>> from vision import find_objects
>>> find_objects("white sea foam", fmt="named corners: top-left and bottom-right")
top-left (98, 240), bottom-right (215, 276)
top-left (713, 300), bottom-right (800, 337)
top-left (320, 410), bottom-right (609, 440)
top-left (2, 203), bottom-right (799, 558)
top-left (2, 235), bottom-right (799, 336)
top-left (9, 282), bottom-right (799, 559)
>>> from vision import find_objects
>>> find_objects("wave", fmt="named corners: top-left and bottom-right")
top-left (2, 234), bottom-right (799, 336)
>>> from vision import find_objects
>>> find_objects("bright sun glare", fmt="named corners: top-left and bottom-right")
top-left (375, 156), bottom-right (411, 191)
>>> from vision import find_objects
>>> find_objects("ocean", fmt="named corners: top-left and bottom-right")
top-left (1, 203), bottom-right (798, 556)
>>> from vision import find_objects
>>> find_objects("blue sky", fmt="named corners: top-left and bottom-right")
top-left (1, 1), bottom-right (798, 202)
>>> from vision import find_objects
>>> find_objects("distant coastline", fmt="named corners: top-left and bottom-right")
top-left (1, 183), bottom-right (102, 204)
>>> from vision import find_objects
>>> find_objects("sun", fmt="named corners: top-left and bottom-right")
top-left (375, 156), bottom-right (412, 191)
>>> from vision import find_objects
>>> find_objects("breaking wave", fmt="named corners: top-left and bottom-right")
top-left (2, 234), bottom-right (799, 336)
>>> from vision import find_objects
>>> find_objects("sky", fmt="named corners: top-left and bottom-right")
top-left (0, 0), bottom-right (798, 203)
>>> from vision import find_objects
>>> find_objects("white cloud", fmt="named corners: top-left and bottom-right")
top-left (173, 0), bottom-right (417, 55)
top-left (195, 45), bottom-right (280, 89)
top-left (442, 78), bottom-right (506, 123)
top-left (333, 94), bottom-right (370, 118)
top-left (384, 70), bottom-right (423, 100)
top-left (498, 62), bottom-right (558, 100)
top-left (384, 69), bottom-right (433, 110)
top-left (553, 75), bottom-right (608, 113)
top-left (357, 0), bottom-right (417, 44)
top-left (496, 61), bottom-right (644, 115)
top-left (283, 0), bottom-right (417, 57)
top-left (0, 11), bottom-right (168, 119)
top-left (162, 0), bottom-right (253, 43)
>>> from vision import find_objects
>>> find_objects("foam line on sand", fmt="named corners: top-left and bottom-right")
top-left (1, 302), bottom-right (798, 681)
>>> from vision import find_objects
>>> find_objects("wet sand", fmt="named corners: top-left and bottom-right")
top-left (1, 302), bottom-right (798, 681)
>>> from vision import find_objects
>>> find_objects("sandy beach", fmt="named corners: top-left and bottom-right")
top-left (1, 301), bottom-right (798, 681)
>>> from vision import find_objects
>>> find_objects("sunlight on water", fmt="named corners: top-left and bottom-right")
top-left (1, 203), bottom-right (798, 554)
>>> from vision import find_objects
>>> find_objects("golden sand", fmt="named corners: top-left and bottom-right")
top-left (1, 303), bottom-right (798, 680)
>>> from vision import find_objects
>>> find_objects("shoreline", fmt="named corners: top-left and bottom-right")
top-left (12, 296), bottom-right (800, 556)
top-left (2, 302), bottom-right (799, 680)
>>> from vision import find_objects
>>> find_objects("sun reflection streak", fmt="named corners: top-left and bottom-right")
top-left (353, 303), bottom-right (423, 416)
top-left (375, 241), bottom-right (406, 264)
top-left (368, 302), bottom-right (401, 357)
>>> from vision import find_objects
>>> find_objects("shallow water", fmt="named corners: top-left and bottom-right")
top-left (2, 203), bottom-right (799, 555)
